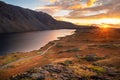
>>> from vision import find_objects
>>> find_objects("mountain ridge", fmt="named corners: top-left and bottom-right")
top-left (0, 1), bottom-right (77, 34)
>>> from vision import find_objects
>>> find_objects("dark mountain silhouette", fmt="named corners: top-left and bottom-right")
top-left (0, 1), bottom-right (77, 34)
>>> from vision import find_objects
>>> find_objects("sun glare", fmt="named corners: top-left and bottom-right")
top-left (55, 17), bottom-right (120, 27)
top-left (98, 24), bottom-right (111, 28)
top-left (102, 24), bottom-right (110, 28)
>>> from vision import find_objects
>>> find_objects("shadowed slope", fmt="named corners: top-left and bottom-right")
top-left (0, 1), bottom-right (77, 34)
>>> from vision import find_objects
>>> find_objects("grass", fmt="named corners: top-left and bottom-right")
top-left (89, 66), bottom-right (106, 74)
top-left (82, 54), bottom-right (104, 61)
top-left (56, 44), bottom-right (63, 48)
top-left (69, 64), bottom-right (97, 78)
top-left (66, 48), bottom-right (80, 52)
top-left (75, 55), bottom-right (83, 62)
top-left (0, 51), bottom-right (39, 66)
top-left (98, 44), bottom-right (119, 48)
top-left (88, 44), bottom-right (120, 49)
top-left (3, 55), bottom-right (19, 65)
top-left (20, 78), bottom-right (34, 80)
top-left (64, 60), bottom-right (73, 66)
top-left (0, 69), bottom-right (7, 80)
top-left (58, 48), bottom-right (80, 54)
top-left (97, 57), bottom-right (120, 68)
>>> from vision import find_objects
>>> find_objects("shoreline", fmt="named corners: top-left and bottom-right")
top-left (0, 29), bottom-right (77, 79)
top-left (0, 27), bottom-right (120, 80)
top-left (0, 29), bottom-right (76, 56)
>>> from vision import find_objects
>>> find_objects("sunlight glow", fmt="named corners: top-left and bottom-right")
top-left (96, 18), bottom-right (120, 25)
top-left (96, 24), bottom-right (113, 40)
top-left (55, 17), bottom-right (120, 27)
top-left (97, 24), bottom-right (111, 28)
top-left (102, 25), bottom-right (110, 28)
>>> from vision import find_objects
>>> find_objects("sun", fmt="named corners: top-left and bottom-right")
top-left (97, 23), bottom-right (111, 29)
top-left (102, 24), bottom-right (110, 28)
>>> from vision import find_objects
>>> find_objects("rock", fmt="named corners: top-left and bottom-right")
top-left (107, 72), bottom-right (119, 77)
top-left (47, 67), bottom-right (61, 73)
top-left (57, 62), bottom-right (67, 66)
top-left (37, 74), bottom-right (45, 80)
top-left (90, 76), bottom-right (103, 80)
top-left (83, 54), bottom-right (102, 61)
top-left (104, 67), bottom-right (120, 77)
top-left (93, 62), bottom-right (101, 66)
top-left (39, 70), bottom-right (49, 74)
top-left (81, 77), bottom-right (88, 80)
top-left (9, 64), bottom-right (85, 80)
top-left (90, 76), bottom-right (112, 80)
top-left (43, 64), bottom-right (61, 73)
top-left (64, 60), bottom-right (73, 66)
top-left (80, 66), bottom-right (88, 70)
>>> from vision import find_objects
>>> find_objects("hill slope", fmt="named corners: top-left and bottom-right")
top-left (0, 1), bottom-right (77, 34)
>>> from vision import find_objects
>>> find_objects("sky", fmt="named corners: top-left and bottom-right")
top-left (1, 0), bottom-right (120, 26)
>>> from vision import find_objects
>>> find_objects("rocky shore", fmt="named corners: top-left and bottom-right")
top-left (10, 62), bottom-right (120, 80)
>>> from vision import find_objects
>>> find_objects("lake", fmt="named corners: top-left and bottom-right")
top-left (0, 29), bottom-right (75, 55)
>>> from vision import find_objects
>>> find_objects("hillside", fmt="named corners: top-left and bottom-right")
top-left (0, 27), bottom-right (120, 80)
top-left (0, 1), bottom-right (77, 34)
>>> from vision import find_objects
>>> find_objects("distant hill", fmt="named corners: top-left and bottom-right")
top-left (0, 1), bottom-right (77, 34)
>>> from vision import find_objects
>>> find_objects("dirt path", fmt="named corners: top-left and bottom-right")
top-left (0, 43), bottom-right (56, 69)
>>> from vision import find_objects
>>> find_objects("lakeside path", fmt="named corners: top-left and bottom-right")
top-left (0, 42), bottom-right (56, 69)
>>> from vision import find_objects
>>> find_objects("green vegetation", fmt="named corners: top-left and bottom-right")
top-left (56, 44), bottom-right (63, 48)
top-left (69, 65), bottom-right (96, 78)
top-left (3, 55), bottom-right (19, 65)
top-left (83, 54), bottom-right (103, 61)
top-left (75, 55), bottom-right (83, 62)
top-left (58, 48), bottom-right (80, 54)
top-left (64, 60), bottom-right (73, 66)
top-left (89, 66), bottom-right (106, 74)
top-left (98, 44), bottom-right (119, 48)
top-left (66, 48), bottom-right (80, 52)
top-left (88, 44), bottom-right (120, 49)
top-left (20, 78), bottom-right (34, 80)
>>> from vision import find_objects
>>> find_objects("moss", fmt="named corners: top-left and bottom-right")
top-left (83, 54), bottom-right (103, 61)
top-left (56, 44), bottom-right (63, 48)
top-left (3, 56), bottom-right (18, 65)
top-left (90, 66), bottom-right (106, 74)
top-left (64, 60), bottom-right (73, 66)
top-left (98, 44), bottom-right (119, 48)
top-left (75, 55), bottom-right (82, 59)
top-left (58, 48), bottom-right (80, 54)
top-left (20, 78), bottom-right (34, 80)
top-left (69, 65), bottom-right (96, 78)
top-left (75, 55), bottom-right (83, 62)
top-left (66, 48), bottom-right (80, 52)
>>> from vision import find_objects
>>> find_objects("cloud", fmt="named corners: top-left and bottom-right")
top-left (67, 4), bottom-right (84, 10)
top-left (87, 0), bottom-right (97, 7)
top-left (36, 5), bottom-right (61, 15)
top-left (36, 0), bottom-right (88, 13)
top-left (36, 0), bottom-right (120, 19)
top-left (49, 0), bottom-right (57, 2)
top-left (68, 0), bottom-right (120, 18)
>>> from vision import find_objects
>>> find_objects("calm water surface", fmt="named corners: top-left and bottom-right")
top-left (0, 29), bottom-right (75, 55)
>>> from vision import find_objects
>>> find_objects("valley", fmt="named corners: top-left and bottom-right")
top-left (0, 27), bottom-right (120, 80)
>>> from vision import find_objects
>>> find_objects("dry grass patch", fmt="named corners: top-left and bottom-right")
top-left (69, 64), bottom-right (97, 78)
top-left (97, 57), bottom-right (120, 68)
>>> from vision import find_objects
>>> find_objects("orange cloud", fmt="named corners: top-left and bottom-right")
top-left (87, 0), bottom-right (97, 7)
top-left (68, 4), bottom-right (84, 10)
top-left (36, 6), bottom-right (61, 15)
top-left (65, 0), bottom-right (97, 10)
top-left (50, 0), bottom-right (57, 2)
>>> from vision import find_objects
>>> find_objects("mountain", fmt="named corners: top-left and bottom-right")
top-left (0, 1), bottom-right (77, 34)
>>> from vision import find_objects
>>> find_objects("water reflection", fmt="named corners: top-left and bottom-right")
top-left (0, 29), bottom-right (75, 55)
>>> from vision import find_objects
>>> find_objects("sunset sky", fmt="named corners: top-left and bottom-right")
top-left (2, 0), bottom-right (120, 26)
